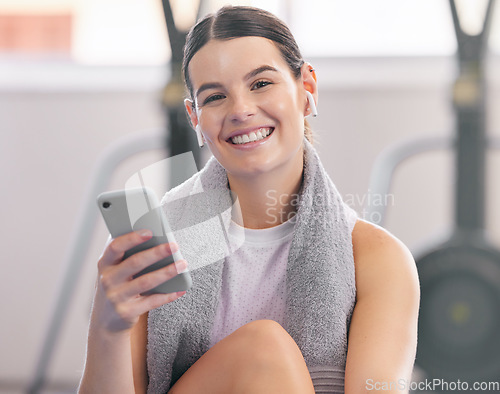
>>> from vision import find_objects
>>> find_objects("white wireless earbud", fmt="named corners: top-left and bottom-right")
top-left (195, 125), bottom-right (204, 148)
top-left (305, 90), bottom-right (318, 118)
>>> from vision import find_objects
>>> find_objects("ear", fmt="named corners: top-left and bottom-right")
top-left (184, 98), bottom-right (199, 129)
top-left (301, 62), bottom-right (318, 113)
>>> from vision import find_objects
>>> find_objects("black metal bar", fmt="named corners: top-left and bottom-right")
top-left (161, 0), bottom-right (205, 171)
top-left (449, 0), bottom-right (496, 231)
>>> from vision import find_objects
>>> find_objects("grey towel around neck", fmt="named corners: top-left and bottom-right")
top-left (147, 138), bottom-right (357, 393)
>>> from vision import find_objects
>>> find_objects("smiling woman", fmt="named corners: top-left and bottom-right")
top-left (184, 37), bottom-right (311, 204)
top-left (78, 5), bottom-right (420, 394)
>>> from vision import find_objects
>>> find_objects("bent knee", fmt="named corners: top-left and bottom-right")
top-left (226, 320), bottom-right (309, 381)
top-left (238, 319), bottom-right (284, 333)
top-left (232, 320), bottom-right (301, 358)
top-left (235, 320), bottom-right (289, 343)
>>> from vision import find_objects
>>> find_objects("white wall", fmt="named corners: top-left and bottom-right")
top-left (1, 56), bottom-right (499, 392)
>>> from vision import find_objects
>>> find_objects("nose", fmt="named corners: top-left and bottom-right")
top-left (228, 94), bottom-right (255, 123)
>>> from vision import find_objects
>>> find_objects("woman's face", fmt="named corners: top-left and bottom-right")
top-left (185, 36), bottom-right (317, 179)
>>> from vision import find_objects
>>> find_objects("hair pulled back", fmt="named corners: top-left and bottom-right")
top-left (182, 6), bottom-right (313, 143)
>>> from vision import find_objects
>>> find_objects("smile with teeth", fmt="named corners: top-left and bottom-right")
top-left (230, 127), bottom-right (274, 145)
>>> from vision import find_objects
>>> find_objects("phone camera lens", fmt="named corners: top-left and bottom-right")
top-left (103, 201), bottom-right (111, 209)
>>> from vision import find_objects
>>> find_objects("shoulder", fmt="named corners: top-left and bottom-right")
top-left (351, 219), bottom-right (419, 302)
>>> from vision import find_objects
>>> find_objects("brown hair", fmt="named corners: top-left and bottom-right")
top-left (182, 5), bottom-right (313, 143)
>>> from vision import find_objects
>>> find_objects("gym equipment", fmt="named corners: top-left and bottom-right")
top-left (161, 0), bottom-right (205, 171)
top-left (368, 0), bottom-right (500, 389)
top-left (416, 0), bottom-right (500, 386)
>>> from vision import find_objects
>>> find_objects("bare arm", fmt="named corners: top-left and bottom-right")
top-left (131, 313), bottom-right (149, 393)
top-left (78, 231), bottom-right (187, 394)
top-left (345, 220), bottom-right (420, 394)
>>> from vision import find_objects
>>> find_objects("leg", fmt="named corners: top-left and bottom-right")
top-left (168, 319), bottom-right (315, 394)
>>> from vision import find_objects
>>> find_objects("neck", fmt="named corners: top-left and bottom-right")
top-left (227, 148), bottom-right (304, 229)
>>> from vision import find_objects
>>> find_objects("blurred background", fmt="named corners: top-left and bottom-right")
top-left (1, 0), bottom-right (499, 392)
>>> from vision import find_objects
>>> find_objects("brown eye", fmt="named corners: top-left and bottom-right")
top-left (252, 80), bottom-right (272, 90)
top-left (203, 94), bottom-right (226, 105)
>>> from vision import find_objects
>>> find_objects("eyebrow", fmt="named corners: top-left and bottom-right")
top-left (244, 65), bottom-right (279, 81)
top-left (195, 65), bottom-right (279, 99)
top-left (195, 82), bottom-right (223, 99)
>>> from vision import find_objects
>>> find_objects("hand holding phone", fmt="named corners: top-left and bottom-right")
top-left (97, 187), bottom-right (192, 295)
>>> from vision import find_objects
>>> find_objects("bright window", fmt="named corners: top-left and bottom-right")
top-left (1, 0), bottom-right (500, 64)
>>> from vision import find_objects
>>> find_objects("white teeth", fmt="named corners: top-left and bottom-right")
top-left (231, 128), bottom-right (273, 145)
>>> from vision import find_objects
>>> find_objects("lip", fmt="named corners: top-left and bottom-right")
top-left (226, 127), bottom-right (275, 149)
top-left (225, 126), bottom-right (275, 141)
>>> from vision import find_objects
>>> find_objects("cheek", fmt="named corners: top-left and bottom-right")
top-left (270, 88), bottom-right (304, 131)
top-left (197, 109), bottom-right (220, 133)
top-left (265, 87), bottom-right (299, 119)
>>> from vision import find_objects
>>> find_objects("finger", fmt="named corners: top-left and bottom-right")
top-left (126, 290), bottom-right (187, 318)
top-left (110, 242), bottom-right (179, 284)
top-left (114, 259), bottom-right (187, 300)
top-left (98, 229), bottom-right (153, 269)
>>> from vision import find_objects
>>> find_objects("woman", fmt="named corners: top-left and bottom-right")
top-left (79, 6), bottom-right (419, 394)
